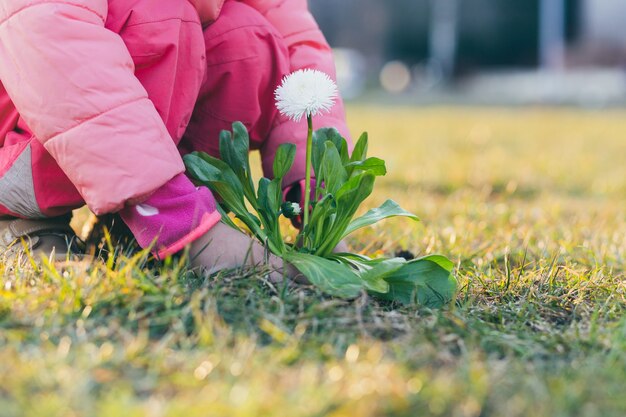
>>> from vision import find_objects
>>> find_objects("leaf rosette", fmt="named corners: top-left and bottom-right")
top-left (184, 122), bottom-right (457, 307)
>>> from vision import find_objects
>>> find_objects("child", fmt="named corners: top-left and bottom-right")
top-left (0, 0), bottom-right (350, 275)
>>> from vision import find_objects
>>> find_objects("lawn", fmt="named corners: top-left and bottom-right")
top-left (1, 106), bottom-right (626, 416)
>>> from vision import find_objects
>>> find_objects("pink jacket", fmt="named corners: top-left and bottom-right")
top-left (0, 0), bottom-right (348, 255)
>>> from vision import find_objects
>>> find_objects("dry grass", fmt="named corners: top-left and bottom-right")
top-left (1, 106), bottom-right (626, 416)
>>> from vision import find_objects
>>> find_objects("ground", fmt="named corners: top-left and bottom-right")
top-left (1, 106), bottom-right (626, 417)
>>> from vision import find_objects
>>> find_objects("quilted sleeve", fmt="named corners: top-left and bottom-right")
top-left (0, 0), bottom-right (185, 215)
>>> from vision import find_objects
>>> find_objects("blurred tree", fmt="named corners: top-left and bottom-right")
top-left (455, 0), bottom-right (540, 71)
top-left (429, 0), bottom-right (459, 81)
top-left (383, 1), bottom-right (430, 63)
top-left (540, 0), bottom-right (566, 70)
top-left (310, 0), bottom-right (581, 76)
top-left (309, 0), bottom-right (389, 67)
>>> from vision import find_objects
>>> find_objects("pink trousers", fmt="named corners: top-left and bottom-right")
top-left (0, 0), bottom-right (291, 219)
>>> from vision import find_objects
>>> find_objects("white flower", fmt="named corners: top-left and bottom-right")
top-left (275, 69), bottom-right (338, 122)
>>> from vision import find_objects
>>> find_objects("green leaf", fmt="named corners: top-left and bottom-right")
top-left (285, 252), bottom-right (364, 298)
top-left (312, 132), bottom-right (326, 179)
top-left (319, 141), bottom-right (348, 195)
top-left (350, 132), bottom-right (369, 163)
top-left (273, 143), bottom-right (296, 181)
top-left (184, 153), bottom-right (243, 208)
top-left (314, 128), bottom-right (344, 153)
top-left (335, 171), bottom-right (375, 203)
top-left (345, 157), bottom-right (387, 177)
top-left (257, 178), bottom-right (280, 226)
top-left (219, 130), bottom-right (236, 169)
top-left (184, 152), bottom-right (264, 241)
top-left (185, 153), bottom-right (221, 183)
top-left (219, 129), bottom-right (247, 181)
top-left (256, 177), bottom-right (284, 254)
top-left (219, 124), bottom-right (257, 207)
top-left (306, 193), bottom-right (337, 249)
top-left (345, 132), bottom-right (368, 178)
top-left (378, 255), bottom-right (457, 308)
top-left (315, 173), bottom-right (375, 256)
top-left (186, 153), bottom-right (243, 198)
top-left (214, 205), bottom-right (240, 231)
top-left (308, 193), bottom-right (337, 228)
top-left (313, 128), bottom-right (349, 177)
top-left (339, 138), bottom-right (350, 166)
top-left (331, 253), bottom-right (401, 293)
top-left (257, 178), bottom-right (282, 216)
top-left (257, 178), bottom-right (271, 216)
top-left (359, 258), bottom-right (404, 293)
top-left (232, 122), bottom-right (250, 163)
top-left (343, 200), bottom-right (420, 239)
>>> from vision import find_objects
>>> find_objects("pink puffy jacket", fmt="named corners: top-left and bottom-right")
top-left (0, 0), bottom-right (348, 255)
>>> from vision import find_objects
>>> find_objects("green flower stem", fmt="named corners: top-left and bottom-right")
top-left (303, 114), bottom-right (313, 234)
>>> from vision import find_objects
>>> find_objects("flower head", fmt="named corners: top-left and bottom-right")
top-left (275, 69), bottom-right (338, 123)
top-left (281, 201), bottom-right (302, 219)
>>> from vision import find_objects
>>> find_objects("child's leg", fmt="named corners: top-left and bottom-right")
top-left (179, 1), bottom-right (291, 164)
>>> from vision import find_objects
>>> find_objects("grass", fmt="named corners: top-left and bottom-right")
top-left (2, 106), bottom-right (626, 416)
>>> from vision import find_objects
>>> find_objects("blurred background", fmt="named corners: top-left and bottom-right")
top-left (310, 0), bottom-right (626, 106)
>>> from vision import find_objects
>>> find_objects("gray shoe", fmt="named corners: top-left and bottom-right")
top-left (0, 216), bottom-right (83, 262)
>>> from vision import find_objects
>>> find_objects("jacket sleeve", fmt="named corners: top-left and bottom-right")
top-left (0, 0), bottom-right (222, 255)
top-left (0, 0), bottom-right (184, 215)
top-left (242, 0), bottom-right (352, 187)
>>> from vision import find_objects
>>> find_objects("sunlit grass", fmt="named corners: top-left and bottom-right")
top-left (2, 106), bottom-right (626, 416)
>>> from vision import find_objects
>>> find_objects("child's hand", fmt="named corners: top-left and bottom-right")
top-left (189, 222), bottom-right (295, 282)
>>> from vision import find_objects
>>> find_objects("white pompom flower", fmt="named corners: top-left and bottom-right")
top-left (275, 69), bottom-right (338, 123)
